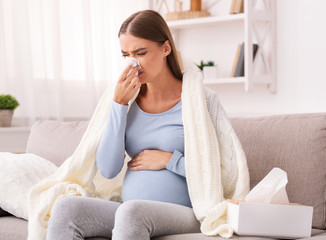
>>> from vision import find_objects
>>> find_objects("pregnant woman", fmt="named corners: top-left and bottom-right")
top-left (46, 9), bottom-right (249, 240)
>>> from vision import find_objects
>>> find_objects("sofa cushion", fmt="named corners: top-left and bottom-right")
top-left (154, 233), bottom-right (277, 240)
top-left (0, 216), bottom-right (108, 240)
top-left (26, 120), bottom-right (89, 166)
top-left (0, 216), bottom-right (325, 240)
top-left (154, 229), bottom-right (326, 239)
top-left (230, 113), bottom-right (326, 229)
top-left (0, 216), bottom-right (27, 240)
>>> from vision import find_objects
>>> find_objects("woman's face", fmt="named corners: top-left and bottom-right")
top-left (119, 33), bottom-right (170, 84)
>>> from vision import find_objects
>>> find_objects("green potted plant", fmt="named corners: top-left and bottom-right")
top-left (196, 60), bottom-right (215, 71)
top-left (196, 60), bottom-right (218, 79)
top-left (0, 94), bottom-right (19, 127)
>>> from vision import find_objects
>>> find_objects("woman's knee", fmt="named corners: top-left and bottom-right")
top-left (115, 200), bottom-right (146, 223)
top-left (113, 200), bottom-right (150, 239)
top-left (50, 196), bottom-right (83, 222)
top-left (47, 196), bottom-right (85, 240)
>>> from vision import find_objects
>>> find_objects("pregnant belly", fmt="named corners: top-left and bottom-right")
top-left (122, 169), bottom-right (191, 207)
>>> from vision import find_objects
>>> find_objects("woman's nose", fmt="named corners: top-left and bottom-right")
top-left (130, 56), bottom-right (141, 65)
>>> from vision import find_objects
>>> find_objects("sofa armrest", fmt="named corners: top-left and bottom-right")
top-left (230, 113), bottom-right (326, 229)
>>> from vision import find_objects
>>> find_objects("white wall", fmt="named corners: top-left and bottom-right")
top-left (204, 0), bottom-right (326, 116)
top-left (295, 0), bottom-right (326, 113)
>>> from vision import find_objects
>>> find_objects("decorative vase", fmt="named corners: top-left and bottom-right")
top-left (176, 0), bottom-right (183, 12)
top-left (190, 0), bottom-right (201, 11)
top-left (0, 110), bottom-right (14, 127)
top-left (203, 66), bottom-right (218, 79)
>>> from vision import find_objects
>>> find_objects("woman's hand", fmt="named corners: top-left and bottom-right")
top-left (127, 150), bottom-right (173, 171)
top-left (113, 65), bottom-right (141, 105)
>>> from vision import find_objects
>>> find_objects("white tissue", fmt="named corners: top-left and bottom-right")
top-left (123, 57), bottom-right (141, 76)
top-left (245, 168), bottom-right (289, 204)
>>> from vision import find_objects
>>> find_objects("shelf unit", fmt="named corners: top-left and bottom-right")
top-left (167, 13), bottom-right (245, 28)
top-left (204, 77), bottom-right (245, 85)
top-left (150, 0), bottom-right (276, 93)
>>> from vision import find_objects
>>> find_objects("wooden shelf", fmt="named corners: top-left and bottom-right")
top-left (167, 14), bottom-right (245, 29)
top-left (0, 126), bottom-right (30, 132)
top-left (203, 77), bottom-right (245, 85)
top-left (202, 76), bottom-right (272, 86)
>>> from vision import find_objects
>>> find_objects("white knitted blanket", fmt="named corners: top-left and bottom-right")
top-left (27, 70), bottom-right (249, 239)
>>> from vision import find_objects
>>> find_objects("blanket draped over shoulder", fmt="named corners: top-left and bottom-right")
top-left (27, 70), bottom-right (250, 240)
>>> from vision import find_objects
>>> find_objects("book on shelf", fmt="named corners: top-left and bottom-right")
top-left (230, 42), bottom-right (259, 77)
top-left (230, 43), bottom-right (242, 77)
top-left (230, 0), bottom-right (244, 14)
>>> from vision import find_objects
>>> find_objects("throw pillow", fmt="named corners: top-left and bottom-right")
top-left (0, 152), bottom-right (58, 220)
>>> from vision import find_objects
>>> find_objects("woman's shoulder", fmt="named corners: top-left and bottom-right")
top-left (182, 69), bottom-right (203, 81)
top-left (204, 87), bottom-right (221, 110)
top-left (203, 86), bottom-right (218, 98)
top-left (181, 68), bottom-right (220, 103)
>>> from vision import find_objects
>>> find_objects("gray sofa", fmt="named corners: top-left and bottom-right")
top-left (1, 112), bottom-right (326, 240)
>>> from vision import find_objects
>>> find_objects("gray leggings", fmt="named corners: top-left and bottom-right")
top-left (46, 196), bottom-right (201, 240)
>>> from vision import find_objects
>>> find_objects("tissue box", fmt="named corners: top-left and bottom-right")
top-left (226, 199), bottom-right (313, 239)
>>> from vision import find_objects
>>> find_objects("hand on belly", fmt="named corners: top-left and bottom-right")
top-left (127, 150), bottom-right (173, 171)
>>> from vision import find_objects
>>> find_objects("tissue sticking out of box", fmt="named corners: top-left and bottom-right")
top-left (245, 168), bottom-right (289, 204)
top-left (123, 57), bottom-right (141, 76)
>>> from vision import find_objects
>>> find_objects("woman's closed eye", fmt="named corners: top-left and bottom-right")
top-left (137, 52), bottom-right (147, 56)
top-left (122, 52), bottom-right (147, 58)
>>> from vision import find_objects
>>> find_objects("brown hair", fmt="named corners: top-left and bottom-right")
top-left (118, 10), bottom-right (183, 80)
